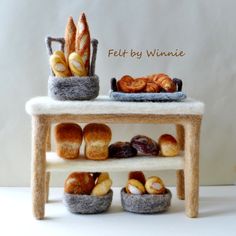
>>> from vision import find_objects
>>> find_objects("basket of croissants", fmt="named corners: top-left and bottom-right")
top-left (63, 172), bottom-right (113, 214)
top-left (110, 74), bottom-right (186, 102)
top-left (46, 13), bottom-right (99, 101)
top-left (121, 171), bottom-right (172, 214)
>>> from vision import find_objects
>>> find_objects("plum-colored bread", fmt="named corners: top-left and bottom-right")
top-left (55, 123), bottom-right (83, 159)
top-left (158, 134), bottom-right (180, 157)
top-left (128, 171), bottom-right (146, 185)
top-left (64, 172), bottom-right (95, 195)
top-left (83, 123), bottom-right (112, 160)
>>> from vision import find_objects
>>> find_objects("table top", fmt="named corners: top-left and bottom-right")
top-left (25, 96), bottom-right (204, 116)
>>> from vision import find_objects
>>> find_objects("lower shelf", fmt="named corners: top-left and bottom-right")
top-left (46, 152), bottom-right (184, 172)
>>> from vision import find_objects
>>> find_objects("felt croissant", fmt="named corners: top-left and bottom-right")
top-left (75, 13), bottom-right (91, 75)
top-left (150, 74), bottom-right (176, 92)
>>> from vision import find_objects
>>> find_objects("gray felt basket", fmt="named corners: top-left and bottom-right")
top-left (45, 37), bottom-right (99, 101)
top-left (121, 188), bottom-right (172, 214)
top-left (63, 190), bottom-right (113, 214)
top-left (48, 75), bottom-right (99, 101)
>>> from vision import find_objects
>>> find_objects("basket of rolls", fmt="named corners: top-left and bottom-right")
top-left (110, 74), bottom-right (186, 102)
top-left (121, 171), bottom-right (172, 214)
top-left (63, 172), bottom-right (113, 214)
top-left (46, 13), bottom-right (99, 101)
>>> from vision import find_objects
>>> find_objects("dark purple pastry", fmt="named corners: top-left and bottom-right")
top-left (109, 142), bottom-right (137, 158)
top-left (130, 135), bottom-right (159, 156)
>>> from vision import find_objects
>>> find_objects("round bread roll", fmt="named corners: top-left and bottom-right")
top-left (64, 172), bottom-right (95, 195)
top-left (91, 178), bottom-right (112, 196)
top-left (83, 123), bottom-right (112, 160)
top-left (55, 123), bottom-right (83, 159)
top-left (158, 134), bottom-right (180, 157)
top-left (125, 179), bottom-right (145, 195)
top-left (145, 176), bottom-right (165, 194)
top-left (128, 171), bottom-right (146, 185)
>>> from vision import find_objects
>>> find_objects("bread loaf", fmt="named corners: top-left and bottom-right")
top-left (75, 13), bottom-right (91, 75)
top-left (64, 16), bottom-right (76, 62)
top-left (83, 123), bottom-right (112, 160)
top-left (55, 123), bottom-right (83, 159)
top-left (158, 134), bottom-right (180, 157)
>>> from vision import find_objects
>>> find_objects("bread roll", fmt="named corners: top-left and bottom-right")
top-left (55, 123), bottom-right (83, 159)
top-left (128, 171), bottom-right (146, 185)
top-left (145, 176), bottom-right (165, 194)
top-left (64, 16), bottom-right (76, 62)
top-left (125, 179), bottom-right (145, 195)
top-left (91, 178), bottom-right (112, 196)
top-left (64, 172), bottom-right (95, 194)
top-left (83, 123), bottom-right (112, 160)
top-left (75, 13), bottom-right (91, 75)
top-left (158, 134), bottom-right (180, 157)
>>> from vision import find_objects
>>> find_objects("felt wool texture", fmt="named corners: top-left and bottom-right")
top-left (63, 190), bottom-right (113, 214)
top-left (48, 75), bottom-right (99, 101)
top-left (25, 96), bottom-right (204, 115)
top-left (121, 188), bottom-right (172, 214)
top-left (109, 91), bottom-right (187, 102)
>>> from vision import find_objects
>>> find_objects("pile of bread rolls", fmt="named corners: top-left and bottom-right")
top-left (125, 171), bottom-right (166, 195)
top-left (55, 123), bottom-right (112, 160)
top-left (116, 74), bottom-right (176, 93)
top-left (64, 172), bottom-right (112, 196)
top-left (109, 134), bottom-right (180, 158)
top-left (50, 13), bottom-right (91, 77)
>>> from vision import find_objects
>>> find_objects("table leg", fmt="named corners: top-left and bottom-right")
top-left (184, 117), bottom-right (201, 218)
top-left (176, 124), bottom-right (185, 200)
top-left (31, 115), bottom-right (49, 220)
top-left (45, 126), bottom-right (51, 203)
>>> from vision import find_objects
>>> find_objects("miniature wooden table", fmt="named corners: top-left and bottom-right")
top-left (25, 96), bottom-right (204, 220)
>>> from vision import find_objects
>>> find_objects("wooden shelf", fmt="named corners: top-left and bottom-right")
top-left (46, 152), bottom-right (184, 172)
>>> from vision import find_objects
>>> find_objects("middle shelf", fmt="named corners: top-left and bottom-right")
top-left (46, 152), bottom-right (185, 172)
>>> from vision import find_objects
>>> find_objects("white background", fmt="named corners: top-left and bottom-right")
top-left (0, 0), bottom-right (235, 186)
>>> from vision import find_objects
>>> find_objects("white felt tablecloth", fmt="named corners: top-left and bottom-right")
top-left (25, 96), bottom-right (204, 115)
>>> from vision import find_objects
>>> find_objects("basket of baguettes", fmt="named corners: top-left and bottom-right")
top-left (46, 13), bottom-right (99, 101)
top-left (110, 74), bottom-right (187, 102)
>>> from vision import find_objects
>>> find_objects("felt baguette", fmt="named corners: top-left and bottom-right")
top-left (75, 13), bottom-right (90, 75)
top-left (64, 16), bottom-right (76, 62)
top-left (54, 50), bottom-right (66, 63)
top-left (50, 54), bottom-right (70, 77)
top-left (68, 52), bottom-right (87, 76)
top-left (91, 178), bottom-right (112, 196)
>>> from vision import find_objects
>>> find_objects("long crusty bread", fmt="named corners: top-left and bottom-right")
top-left (64, 16), bottom-right (76, 63)
top-left (75, 13), bottom-right (91, 75)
